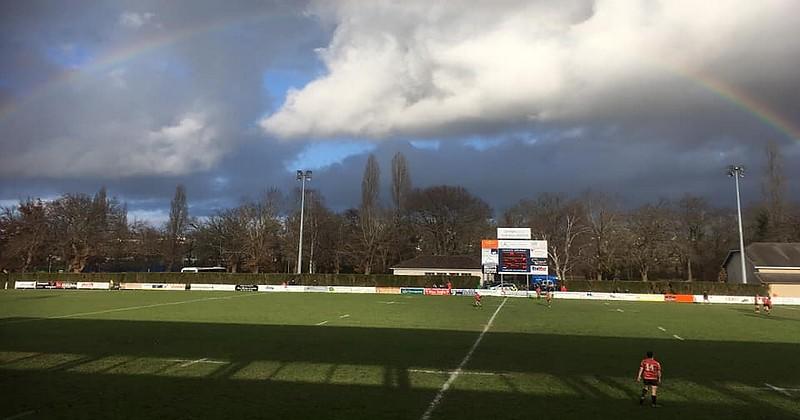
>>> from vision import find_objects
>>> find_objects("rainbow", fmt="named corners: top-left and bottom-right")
top-left (0, 12), bottom-right (282, 121)
top-left (680, 67), bottom-right (800, 142)
top-left (2, 19), bottom-right (799, 145)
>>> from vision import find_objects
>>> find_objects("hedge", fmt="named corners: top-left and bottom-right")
top-left (7, 272), bottom-right (480, 289)
top-left (560, 279), bottom-right (766, 296)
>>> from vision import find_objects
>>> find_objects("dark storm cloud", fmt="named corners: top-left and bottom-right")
top-left (1, 0), bottom-right (799, 221)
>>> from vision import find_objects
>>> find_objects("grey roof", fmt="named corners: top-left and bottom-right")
top-left (747, 243), bottom-right (800, 267)
top-left (392, 255), bottom-right (481, 270)
top-left (723, 242), bottom-right (800, 268)
top-left (755, 272), bottom-right (800, 284)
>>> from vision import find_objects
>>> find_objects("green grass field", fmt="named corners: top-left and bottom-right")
top-left (1, 290), bottom-right (799, 419)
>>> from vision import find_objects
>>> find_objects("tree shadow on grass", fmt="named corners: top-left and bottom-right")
top-left (1, 318), bottom-right (798, 419)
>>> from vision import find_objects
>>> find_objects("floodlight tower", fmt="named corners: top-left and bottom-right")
top-left (728, 165), bottom-right (747, 284)
top-left (296, 170), bottom-right (312, 274)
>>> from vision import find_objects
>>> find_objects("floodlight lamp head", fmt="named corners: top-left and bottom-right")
top-left (306, 170), bottom-right (312, 181)
top-left (296, 170), bottom-right (303, 180)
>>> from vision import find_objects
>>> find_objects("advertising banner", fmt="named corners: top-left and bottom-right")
top-left (452, 288), bottom-right (476, 296)
top-left (400, 287), bottom-right (424, 295)
top-left (304, 286), bottom-right (328, 293)
top-left (235, 284), bottom-right (259, 292)
top-left (497, 228), bottom-right (531, 240)
top-left (189, 283), bottom-right (236, 291)
top-left (120, 283), bottom-right (185, 290)
top-left (258, 284), bottom-right (288, 292)
top-left (328, 286), bottom-right (376, 294)
top-left (376, 287), bottom-right (401, 294)
top-left (424, 288), bottom-right (450, 296)
top-left (14, 281), bottom-right (36, 289)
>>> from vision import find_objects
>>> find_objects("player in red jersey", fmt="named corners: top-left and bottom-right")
top-left (473, 292), bottom-right (482, 308)
top-left (636, 351), bottom-right (662, 407)
top-left (764, 295), bottom-right (772, 314)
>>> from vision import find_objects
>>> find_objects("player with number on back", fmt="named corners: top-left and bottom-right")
top-left (636, 351), bottom-right (662, 407)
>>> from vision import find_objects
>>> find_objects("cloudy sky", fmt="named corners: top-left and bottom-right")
top-left (1, 0), bottom-right (799, 224)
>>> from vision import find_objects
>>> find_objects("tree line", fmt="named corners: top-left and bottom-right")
top-left (1, 146), bottom-right (797, 281)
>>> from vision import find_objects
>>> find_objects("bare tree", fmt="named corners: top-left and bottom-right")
top-left (761, 141), bottom-right (789, 240)
top-left (164, 185), bottom-right (189, 271)
top-left (408, 185), bottom-right (492, 256)
top-left (355, 154), bottom-right (387, 274)
top-left (0, 199), bottom-right (50, 271)
top-left (581, 191), bottom-right (622, 281)
top-left (391, 152), bottom-right (412, 212)
top-left (502, 193), bottom-right (587, 281)
top-left (626, 201), bottom-right (676, 281)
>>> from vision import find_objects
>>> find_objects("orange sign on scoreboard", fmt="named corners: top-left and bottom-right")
top-left (481, 239), bottom-right (498, 249)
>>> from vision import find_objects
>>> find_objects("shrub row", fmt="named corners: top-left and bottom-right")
top-left (7, 272), bottom-right (480, 289)
top-left (560, 279), bottom-right (766, 296)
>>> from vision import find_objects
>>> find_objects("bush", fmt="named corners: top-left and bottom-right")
top-left (561, 279), bottom-right (766, 296)
top-left (8, 272), bottom-right (480, 289)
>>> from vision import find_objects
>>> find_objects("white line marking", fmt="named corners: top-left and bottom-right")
top-left (765, 383), bottom-right (793, 396)
top-left (3, 410), bottom-right (35, 420)
top-left (616, 308), bottom-right (625, 313)
top-left (168, 358), bottom-right (227, 365)
top-left (672, 334), bottom-right (684, 341)
top-left (0, 294), bottom-right (258, 325)
top-left (179, 357), bottom-right (208, 368)
top-left (315, 320), bottom-right (329, 326)
top-left (782, 306), bottom-right (800, 311)
top-left (420, 298), bottom-right (508, 420)
top-left (410, 369), bottom-right (499, 376)
top-left (379, 301), bottom-right (397, 304)
top-left (339, 314), bottom-right (350, 318)
top-left (658, 326), bottom-right (667, 332)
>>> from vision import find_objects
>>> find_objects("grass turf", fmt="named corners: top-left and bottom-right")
top-left (1, 290), bottom-right (799, 419)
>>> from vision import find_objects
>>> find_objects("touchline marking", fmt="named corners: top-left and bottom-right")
top-left (0, 294), bottom-right (259, 325)
top-left (616, 308), bottom-right (625, 313)
top-left (765, 383), bottom-right (793, 397)
top-left (2, 410), bottom-right (35, 420)
top-left (379, 301), bottom-right (397, 304)
top-left (658, 326), bottom-right (667, 332)
top-left (672, 334), bottom-right (684, 341)
top-left (315, 320), bottom-right (329, 326)
top-left (339, 314), bottom-right (350, 318)
top-left (420, 297), bottom-right (508, 420)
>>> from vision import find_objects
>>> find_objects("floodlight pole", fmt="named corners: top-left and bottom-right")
top-left (296, 170), bottom-right (312, 274)
top-left (728, 165), bottom-right (747, 284)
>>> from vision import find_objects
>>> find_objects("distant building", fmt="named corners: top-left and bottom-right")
top-left (391, 255), bottom-right (484, 283)
top-left (723, 242), bottom-right (800, 297)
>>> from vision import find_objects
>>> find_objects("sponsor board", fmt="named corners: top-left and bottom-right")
top-left (376, 287), bottom-right (401, 295)
top-left (497, 227), bottom-right (532, 240)
top-left (304, 286), bottom-right (328, 293)
top-left (774, 297), bottom-right (800, 306)
top-left (120, 283), bottom-right (185, 290)
top-left (190, 284), bottom-right (237, 291)
top-left (400, 287), bottom-right (424, 295)
top-left (664, 294), bottom-right (694, 303)
top-left (475, 289), bottom-right (502, 297)
top-left (424, 288), bottom-right (450, 296)
top-left (328, 286), bottom-right (377, 294)
top-left (707, 295), bottom-right (757, 305)
top-left (77, 282), bottom-right (111, 290)
top-left (258, 285), bottom-right (289, 292)
top-left (452, 288), bottom-right (476, 296)
top-left (235, 284), bottom-right (259, 292)
top-left (14, 281), bottom-right (37, 289)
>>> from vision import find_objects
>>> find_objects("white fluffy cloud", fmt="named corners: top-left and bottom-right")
top-left (4, 112), bottom-right (223, 178)
top-left (119, 11), bottom-right (156, 29)
top-left (261, 0), bottom-right (799, 139)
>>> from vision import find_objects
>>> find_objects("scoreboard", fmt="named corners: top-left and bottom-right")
top-left (499, 249), bottom-right (530, 273)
